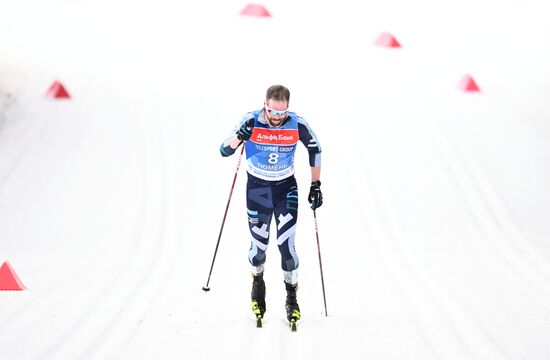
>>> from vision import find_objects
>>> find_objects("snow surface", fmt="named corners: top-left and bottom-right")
top-left (1, 0), bottom-right (550, 359)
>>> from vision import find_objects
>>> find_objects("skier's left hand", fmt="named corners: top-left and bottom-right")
top-left (308, 180), bottom-right (323, 210)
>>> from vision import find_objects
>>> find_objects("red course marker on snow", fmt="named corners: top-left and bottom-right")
top-left (458, 74), bottom-right (481, 92)
top-left (46, 80), bottom-right (71, 99)
top-left (240, 4), bottom-right (271, 17)
top-left (0, 261), bottom-right (26, 290)
top-left (375, 32), bottom-right (401, 48)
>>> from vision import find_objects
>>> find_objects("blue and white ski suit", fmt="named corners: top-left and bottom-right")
top-left (220, 110), bottom-right (322, 284)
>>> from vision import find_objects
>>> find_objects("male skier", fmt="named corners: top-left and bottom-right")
top-left (220, 85), bottom-right (323, 327)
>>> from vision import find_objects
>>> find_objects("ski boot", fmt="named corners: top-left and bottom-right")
top-left (251, 273), bottom-right (266, 327)
top-left (285, 282), bottom-right (301, 331)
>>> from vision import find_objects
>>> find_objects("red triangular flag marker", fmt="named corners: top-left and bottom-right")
top-left (458, 74), bottom-right (480, 92)
top-left (0, 261), bottom-right (26, 290)
top-left (240, 3), bottom-right (271, 17)
top-left (46, 80), bottom-right (71, 99)
top-left (375, 32), bottom-right (401, 48)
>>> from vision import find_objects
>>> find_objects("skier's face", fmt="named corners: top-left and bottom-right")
top-left (264, 99), bottom-right (288, 127)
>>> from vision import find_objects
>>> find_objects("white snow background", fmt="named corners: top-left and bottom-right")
top-left (1, 0), bottom-right (550, 359)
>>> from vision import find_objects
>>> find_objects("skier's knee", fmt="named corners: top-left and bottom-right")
top-left (249, 252), bottom-right (266, 267)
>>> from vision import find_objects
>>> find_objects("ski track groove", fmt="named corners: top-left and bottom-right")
top-left (371, 165), bottom-right (510, 360)
top-left (442, 117), bottom-right (550, 284)
top-left (0, 233), bottom-right (139, 334)
top-left (30, 111), bottom-right (151, 360)
top-left (352, 163), bottom-right (482, 360)
top-left (345, 168), bottom-right (436, 359)
top-left (236, 316), bottom-right (274, 359)
top-left (0, 93), bottom-right (138, 336)
top-left (0, 102), bottom-right (146, 359)
top-left (31, 108), bottom-right (168, 360)
top-left (108, 119), bottom-right (186, 360)
top-left (422, 115), bottom-right (550, 300)
top-left (351, 116), bottom-right (514, 359)
top-left (75, 116), bottom-right (171, 360)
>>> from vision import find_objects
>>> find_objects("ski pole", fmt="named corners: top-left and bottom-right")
top-left (202, 144), bottom-right (245, 292)
top-left (313, 210), bottom-right (328, 316)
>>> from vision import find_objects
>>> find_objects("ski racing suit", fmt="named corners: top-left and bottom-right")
top-left (220, 109), bottom-right (322, 285)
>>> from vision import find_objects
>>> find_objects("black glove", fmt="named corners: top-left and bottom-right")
top-left (236, 123), bottom-right (253, 141)
top-left (308, 180), bottom-right (323, 210)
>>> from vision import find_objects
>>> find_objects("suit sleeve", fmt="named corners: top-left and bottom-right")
top-left (220, 114), bottom-right (254, 157)
top-left (297, 117), bottom-right (322, 167)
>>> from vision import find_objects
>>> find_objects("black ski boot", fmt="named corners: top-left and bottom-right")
top-left (251, 273), bottom-right (266, 327)
top-left (285, 282), bottom-right (301, 331)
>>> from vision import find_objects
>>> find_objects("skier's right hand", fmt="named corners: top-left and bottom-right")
top-left (236, 123), bottom-right (253, 141)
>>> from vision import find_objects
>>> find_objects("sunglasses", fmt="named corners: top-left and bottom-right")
top-left (265, 105), bottom-right (288, 116)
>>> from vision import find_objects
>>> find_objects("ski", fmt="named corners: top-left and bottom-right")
top-left (251, 301), bottom-right (264, 328)
top-left (287, 308), bottom-right (301, 332)
top-left (289, 318), bottom-right (298, 332)
top-left (284, 282), bottom-right (300, 332)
